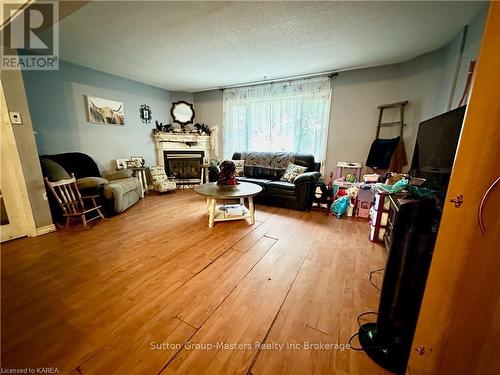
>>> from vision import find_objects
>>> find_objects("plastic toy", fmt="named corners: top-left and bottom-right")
top-left (335, 161), bottom-right (362, 182)
top-left (356, 184), bottom-right (374, 218)
top-left (331, 196), bottom-right (349, 219)
top-left (345, 172), bottom-right (356, 183)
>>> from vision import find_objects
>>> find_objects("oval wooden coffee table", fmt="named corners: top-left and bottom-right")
top-left (194, 182), bottom-right (263, 228)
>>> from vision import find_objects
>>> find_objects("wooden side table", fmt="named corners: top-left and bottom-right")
top-left (200, 163), bottom-right (211, 184)
top-left (131, 167), bottom-right (149, 197)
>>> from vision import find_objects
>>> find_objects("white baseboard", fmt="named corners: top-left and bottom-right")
top-left (35, 224), bottom-right (57, 236)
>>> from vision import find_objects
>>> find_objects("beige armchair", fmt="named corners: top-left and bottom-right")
top-left (40, 153), bottom-right (142, 217)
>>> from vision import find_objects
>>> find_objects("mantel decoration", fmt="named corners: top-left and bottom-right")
top-left (154, 121), bottom-right (172, 133)
top-left (152, 125), bottom-right (220, 169)
top-left (217, 160), bottom-right (239, 189)
top-left (194, 123), bottom-right (211, 135)
top-left (153, 120), bottom-right (211, 136)
top-left (139, 104), bottom-right (152, 124)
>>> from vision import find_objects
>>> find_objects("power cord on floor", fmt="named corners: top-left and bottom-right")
top-left (348, 331), bottom-right (390, 351)
top-left (369, 267), bottom-right (384, 291)
top-left (356, 311), bottom-right (378, 327)
top-left (349, 269), bottom-right (386, 350)
top-left (348, 311), bottom-right (380, 351)
top-left (348, 332), bottom-right (364, 350)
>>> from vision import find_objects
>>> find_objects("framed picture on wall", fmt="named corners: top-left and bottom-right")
top-left (125, 160), bottom-right (137, 168)
top-left (87, 95), bottom-right (125, 125)
top-left (130, 156), bottom-right (145, 167)
top-left (116, 159), bottom-right (129, 170)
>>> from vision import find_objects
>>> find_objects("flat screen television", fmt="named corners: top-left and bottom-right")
top-left (410, 106), bottom-right (466, 207)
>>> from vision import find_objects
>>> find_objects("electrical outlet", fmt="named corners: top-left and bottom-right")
top-left (9, 112), bottom-right (22, 125)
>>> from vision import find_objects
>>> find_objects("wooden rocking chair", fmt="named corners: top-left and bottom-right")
top-left (44, 174), bottom-right (105, 228)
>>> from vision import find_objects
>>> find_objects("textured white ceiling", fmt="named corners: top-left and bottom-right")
top-left (58, 1), bottom-right (486, 92)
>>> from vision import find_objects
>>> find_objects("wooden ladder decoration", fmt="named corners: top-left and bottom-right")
top-left (375, 100), bottom-right (408, 139)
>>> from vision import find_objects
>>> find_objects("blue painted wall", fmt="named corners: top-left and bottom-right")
top-left (22, 60), bottom-right (177, 172)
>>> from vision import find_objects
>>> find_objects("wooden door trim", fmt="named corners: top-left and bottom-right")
top-left (1, 79), bottom-right (37, 238)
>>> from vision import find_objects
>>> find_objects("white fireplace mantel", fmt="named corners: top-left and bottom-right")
top-left (153, 132), bottom-right (215, 166)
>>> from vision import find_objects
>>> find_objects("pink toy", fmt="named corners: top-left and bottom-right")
top-left (356, 184), bottom-right (374, 218)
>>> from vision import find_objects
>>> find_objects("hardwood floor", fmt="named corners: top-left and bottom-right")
top-left (1, 191), bottom-right (390, 375)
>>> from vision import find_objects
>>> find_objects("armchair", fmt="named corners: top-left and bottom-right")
top-left (40, 153), bottom-right (142, 217)
top-left (149, 166), bottom-right (177, 193)
top-left (102, 169), bottom-right (143, 213)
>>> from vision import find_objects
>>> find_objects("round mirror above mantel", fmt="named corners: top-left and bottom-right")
top-left (171, 101), bottom-right (195, 125)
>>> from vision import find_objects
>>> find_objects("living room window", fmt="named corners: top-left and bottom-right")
top-left (223, 76), bottom-right (332, 163)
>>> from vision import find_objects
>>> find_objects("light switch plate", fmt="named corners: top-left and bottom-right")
top-left (9, 112), bottom-right (22, 125)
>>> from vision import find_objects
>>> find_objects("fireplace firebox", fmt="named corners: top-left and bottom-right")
top-left (163, 150), bottom-right (204, 185)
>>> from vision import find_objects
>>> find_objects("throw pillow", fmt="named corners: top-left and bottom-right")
top-left (232, 160), bottom-right (245, 176)
top-left (76, 177), bottom-right (108, 190)
top-left (102, 169), bottom-right (133, 181)
top-left (39, 157), bottom-right (71, 181)
top-left (280, 163), bottom-right (307, 183)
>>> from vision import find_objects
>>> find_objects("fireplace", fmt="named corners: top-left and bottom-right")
top-left (153, 132), bottom-right (216, 186)
top-left (164, 150), bottom-right (204, 185)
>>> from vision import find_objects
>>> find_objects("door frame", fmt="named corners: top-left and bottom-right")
top-left (1, 79), bottom-right (37, 240)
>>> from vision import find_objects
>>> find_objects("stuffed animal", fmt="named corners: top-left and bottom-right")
top-left (345, 186), bottom-right (359, 217)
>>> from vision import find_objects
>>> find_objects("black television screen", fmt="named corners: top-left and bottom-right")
top-left (410, 106), bottom-right (466, 204)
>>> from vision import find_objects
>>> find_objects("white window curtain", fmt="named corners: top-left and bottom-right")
top-left (223, 76), bottom-right (332, 163)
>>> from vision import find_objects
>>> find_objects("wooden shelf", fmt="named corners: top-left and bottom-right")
top-left (214, 204), bottom-right (250, 222)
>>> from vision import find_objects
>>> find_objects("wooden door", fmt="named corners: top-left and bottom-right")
top-left (1, 77), bottom-right (38, 241)
top-left (408, 3), bottom-right (500, 374)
